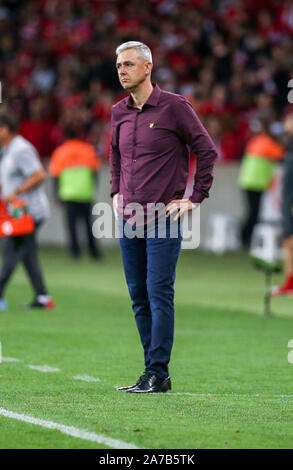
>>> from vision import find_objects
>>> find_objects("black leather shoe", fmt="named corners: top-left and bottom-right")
top-left (126, 374), bottom-right (171, 393)
top-left (116, 373), bottom-right (149, 391)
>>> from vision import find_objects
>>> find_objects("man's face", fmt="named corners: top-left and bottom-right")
top-left (116, 48), bottom-right (153, 91)
top-left (0, 126), bottom-right (9, 145)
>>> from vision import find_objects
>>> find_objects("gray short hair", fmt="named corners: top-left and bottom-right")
top-left (116, 41), bottom-right (153, 63)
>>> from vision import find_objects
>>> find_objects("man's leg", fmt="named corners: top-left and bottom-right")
top-left (146, 223), bottom-right (182, 379)
top-left (0, 236), bottom-right (25, 298)
top-left (119, 230), bottom-right (152, 371)
top-left (83, 202), bottom-right (100, 259)
top-left (242, 190), bottom-right (262, 247)
top-left (272, 235), bottom-right (293, 296)
top-left (22, 227), bottom-right (48, 297)
top-left (283, 236), bottom-right (293, 277)
top-left (65, 201), bottom-right (80, 257)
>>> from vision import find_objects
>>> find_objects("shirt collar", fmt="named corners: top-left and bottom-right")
top-left (2, 135), bottom-right (17, 154)
top-left (126, 83), bottom-right (161, 109)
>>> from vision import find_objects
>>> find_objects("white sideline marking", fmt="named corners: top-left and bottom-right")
top-left (73, 375), bottom-right (101, 383)
top-left (28, 365), bottom-right (60, 373)
top-left (2, 357), bottom-right (22, 363)
top-left (113, 386), bottom-right (293, 399)
top-left (0, 407), bottom-right (139, 449)
top-left (171, 392), bottom-right (293, 399)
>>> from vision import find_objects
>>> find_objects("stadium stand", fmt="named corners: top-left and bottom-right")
top-left (0, 0), bottom-right (293, 162)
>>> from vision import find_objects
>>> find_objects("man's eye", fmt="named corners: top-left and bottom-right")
top-left (117, 63), bottom-right (134, 69)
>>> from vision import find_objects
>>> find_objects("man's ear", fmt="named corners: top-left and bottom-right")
top-left (146, 62), bottom-right (153, 75)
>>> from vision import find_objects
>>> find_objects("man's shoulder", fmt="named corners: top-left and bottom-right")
top-left (111, 96), bottom-right (128, 114)
top-left (11, 135), bottom-right (38, 155)
top-left (159, 89), bottom-right (189, 107)
top-left (68, 139), bottom-right (95, 152)
top-left (77, 140), bottom-right (97, 158)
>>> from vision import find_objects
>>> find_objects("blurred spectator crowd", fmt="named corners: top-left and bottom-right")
top-left (0, 0), bottom-right (293, 163)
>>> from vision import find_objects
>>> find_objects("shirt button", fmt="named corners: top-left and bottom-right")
top-left (133, 159), bottom-right (136, 162)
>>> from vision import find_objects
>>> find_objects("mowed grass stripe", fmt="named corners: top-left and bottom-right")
top-left (11, 248), bottom-right (293, 317)
top-left (0, 408), bottom-right (139, 449)
top-left (1, 248), bottom-right (293, 448)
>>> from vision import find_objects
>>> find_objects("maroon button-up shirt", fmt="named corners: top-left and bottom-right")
top-left (110, 83), bottom-right (218, 210)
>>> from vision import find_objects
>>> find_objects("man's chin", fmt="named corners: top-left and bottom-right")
top-left (121, 82), bottom-right (134, 91)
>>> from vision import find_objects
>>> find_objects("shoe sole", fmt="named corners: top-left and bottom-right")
top-left (117, 375), bottom-right (150, 391)
top-left (126, 380), bottom-right (171, 394)
top-left (126, 387), bottom-right (171, 394)
top-left (126, 389), bottom-right (170, 394)
top-left (116, 385), bottom-right (137, 391)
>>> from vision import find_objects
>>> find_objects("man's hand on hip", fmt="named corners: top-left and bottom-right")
top-left (166, 198), bottom-right (199, 221)
top-left (113, 193), bottom-right (120, 220)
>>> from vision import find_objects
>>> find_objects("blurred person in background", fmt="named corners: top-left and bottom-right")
top-left (0, 112), bottom-right (54, 311)
top-left (49, 127), bottom-right (101, 260)
top-left (238, 117), bottom-right (284, 247)
top-left (272, 112), bottom-right (293, 297)
top-left (19, 97), bottom-right (55, 160)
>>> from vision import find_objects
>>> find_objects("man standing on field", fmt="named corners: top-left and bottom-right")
top-left (110, 41), bottom-right (217, 393)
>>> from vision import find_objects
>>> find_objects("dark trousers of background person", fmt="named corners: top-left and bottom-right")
top-left (242, 190), bottom-right (263, 247)
top-left (64, 201), bottom-right (100, 259)
top-left (0, 223), bottom-right (47, 298)
top-left (119, 217), bottom-right (182, 379)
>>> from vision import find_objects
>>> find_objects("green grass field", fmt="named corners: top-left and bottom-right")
top-left (1, 246), bottom-right (293, 449)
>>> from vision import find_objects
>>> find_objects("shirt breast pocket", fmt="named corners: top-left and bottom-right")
top-left (142, 125), bottom-right (178, 155)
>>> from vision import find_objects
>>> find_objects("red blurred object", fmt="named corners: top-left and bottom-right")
top-left (0, 200), bottom-right (35, 237)
top-left (19, 119), bottom-right (55, 159)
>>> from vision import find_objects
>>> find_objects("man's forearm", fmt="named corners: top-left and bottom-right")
top-left (16, 169), bottom-right (46, 196)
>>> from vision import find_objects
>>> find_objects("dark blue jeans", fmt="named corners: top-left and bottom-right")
top-left (119, 217), bottom-right (182, 378)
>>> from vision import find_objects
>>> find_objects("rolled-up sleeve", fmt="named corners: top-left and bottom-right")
top-left (16, 146), bottom-right (42, 178)
top-left (109, 110), bottom-right (121, 197)
top-left (174, 97), bottom-right (218, 203)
